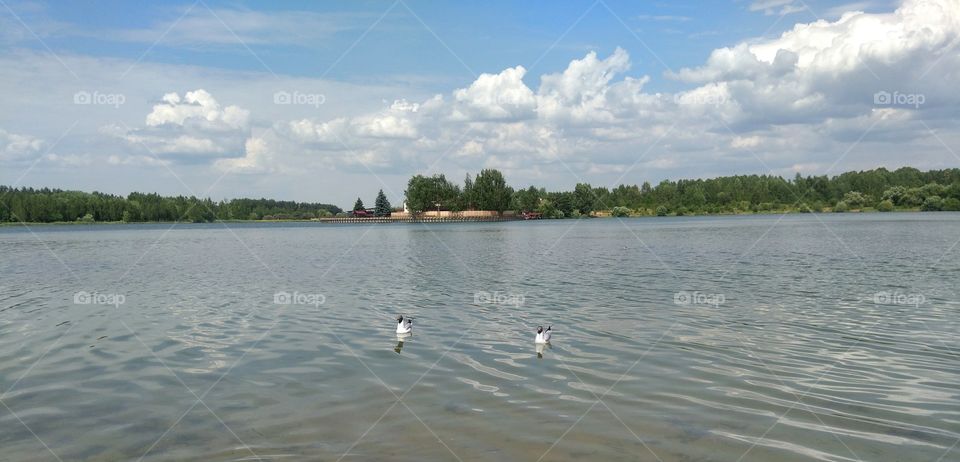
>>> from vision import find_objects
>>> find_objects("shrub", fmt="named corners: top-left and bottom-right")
top-left (943, 197), bottom-right (960, 211)
top-left (882, 186), bottom-right (907, 205)
top-left (842, 191), bottom-right (869, 209)
top-left (833, 201), bottom-right (849, 213)
top-left (611, 206), bottom-right (631, 217)
top-left (922, 195), bottom-right (943, 211)
top-left (655, 206), bottom-right (668, 216)
top-left (877, 200), bottom-right (895, 212)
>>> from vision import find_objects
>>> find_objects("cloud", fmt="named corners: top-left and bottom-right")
top-left (452, 66), bottom-right (536, 120)
top-left (671, 0), bottom-right (960, 128)
top-left (215, 0), bottom-right (960, 184)
top-left (824, 2), bottom-right (883, 18)
top-left (213, 134), bottom-right (275, 174)
top-left (117, 89), bottom-right (250, 156)
top-left (536, 47), bottom-right (633, 123)
top-left (4, 0), bottom-right (960, 205)
top-left (145, 90), bottom-right (250, 129)
top-left (749, 0), bottom-right (805, 16)
top-left (0, 129), bottom-right (44, 162)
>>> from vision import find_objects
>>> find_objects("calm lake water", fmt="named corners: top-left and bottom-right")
top-left (1, 213), bottom-right (958, 461)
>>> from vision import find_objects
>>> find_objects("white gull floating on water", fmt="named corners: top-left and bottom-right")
top-left (534, 325), bottom-right (551, 344)
top-left (396, 315), bottom-right (413, 334)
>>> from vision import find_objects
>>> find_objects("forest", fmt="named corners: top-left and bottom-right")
top-left (3, 166), bottom-right (960, 224)
top-left (404, 167), bottom-right (960, 218)
top-left (0, 187), bottom-right (342, 223)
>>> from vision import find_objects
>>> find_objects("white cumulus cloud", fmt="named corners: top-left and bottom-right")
top-left (0, 129), bottom-right (44, 162)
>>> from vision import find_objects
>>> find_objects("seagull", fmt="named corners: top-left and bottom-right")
top-left (396, 315), bottom-right (413, 334)
top-left (535, 325), bottom-right (552, 344)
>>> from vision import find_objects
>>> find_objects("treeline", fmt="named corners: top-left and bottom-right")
top-left (5, 166), bottom-right (959, 224)
top-left (0, 187), bottom-right (342, 223)
top-left (405, 167), bottom-right (960, 218)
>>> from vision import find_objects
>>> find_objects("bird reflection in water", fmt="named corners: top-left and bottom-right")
top-left (395, 332), bottom-right (411, 354)
top-left (536, 342), bottom-right (551, 359)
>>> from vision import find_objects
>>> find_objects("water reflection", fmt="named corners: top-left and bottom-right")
top-left (395, 332), bottom-right (411, 354)
top-left (535, 341), bottom-right (552, 359)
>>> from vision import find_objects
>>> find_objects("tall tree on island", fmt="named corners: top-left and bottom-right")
top-left (374, 189), bottom-right (391, 216)
top-left (404, 175), bottom-right (430, 216)
top-left (353, 197), bottom-right (365, 212)
top-left (573, 183), bottom-right (597, 215)
top-left (473, 169), bottom-right (513, 215)
top-left (405, 174), bottom-right (460, 217)
top-left (462, 173), bottom-right (475, 210)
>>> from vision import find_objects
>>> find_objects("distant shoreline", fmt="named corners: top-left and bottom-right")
top-left (0, 207), bottom-right (932, 227)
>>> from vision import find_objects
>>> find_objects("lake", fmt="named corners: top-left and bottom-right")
top-left (1, 213), bottom-right (958, 461)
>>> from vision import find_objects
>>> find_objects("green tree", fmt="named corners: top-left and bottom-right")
top-left (353, 197), bottom-right (365, 212)
top-left (514, 186), bottom-right (541, 212)
top-left (462, 173), bottom-right (475, 210)
top-left (405, 175), bottom-right (432, 215)
top-left (877, 200), bottom-right (895, 212)
top-left (943, 197), bottom-right (960, 211)
top-left (374, 190), bottom-right (391, 217)
top-left (473, 169), bottom-right (513, 214)
top-left (881, 186), bottom-right (908, 205)
top-left (404, 174), bottom-right (460, 215)
top-left (922, 195), bottom-right (943, 211)
top-left (573, 183), bottom-right (596, 215)
top-left (842, 191), bottom-right (869, 209)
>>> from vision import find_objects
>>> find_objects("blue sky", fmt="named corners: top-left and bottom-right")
top-left (1, 0), bottom-right (956, 208)
top-left (10, 1), bottom-right (893, 88)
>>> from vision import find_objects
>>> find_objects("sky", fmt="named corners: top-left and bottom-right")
top-left (1, 0), bottom-right (958, 208)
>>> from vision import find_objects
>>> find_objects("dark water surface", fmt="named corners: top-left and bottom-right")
top-left (1, 213), bottom-right (958, 461)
